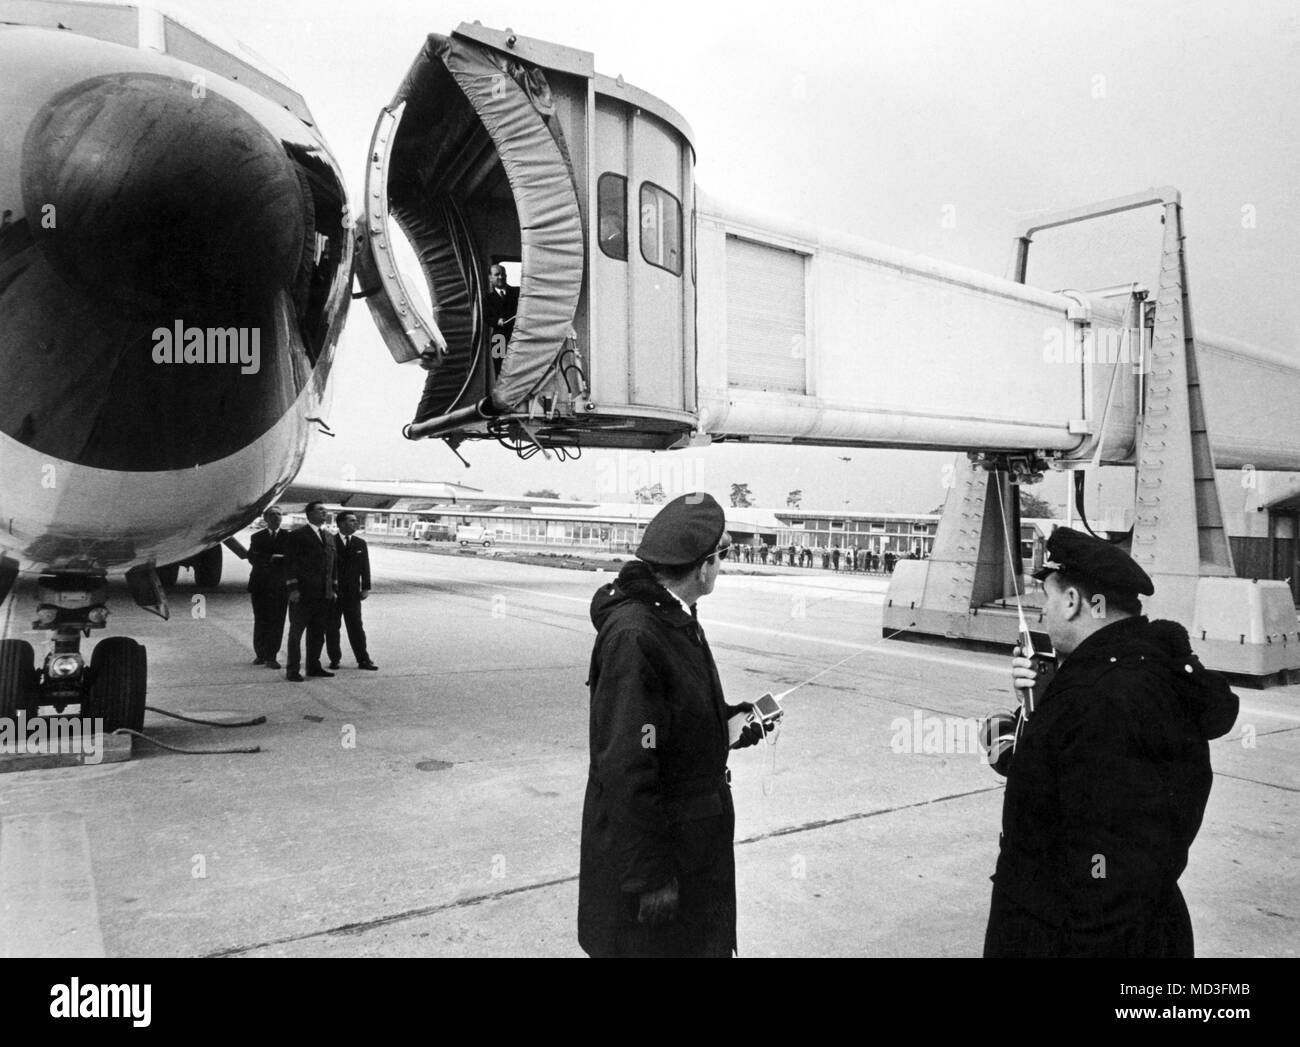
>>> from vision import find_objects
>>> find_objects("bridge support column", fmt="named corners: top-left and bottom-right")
top-left (882, 456), bottom-right (1032, 648)
top-left (1136, 202), bottom-right (1299, 680)
top-left (885, 188), bottom-right (1300, 683)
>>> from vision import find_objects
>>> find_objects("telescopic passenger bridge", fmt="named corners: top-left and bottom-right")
top-left (355, 24), bottom-right (1300, 682)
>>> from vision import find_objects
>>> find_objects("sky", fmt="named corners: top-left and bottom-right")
top-left (170, 0), bottom-right (1299, 513)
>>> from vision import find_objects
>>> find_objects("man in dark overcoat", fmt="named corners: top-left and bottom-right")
top-left (579, 492), bottom-right (766, 957)
top-left (983, 527), bottom-right (1238, 957)
top-left (326, 511), bottom-right (378, 671)
top-left (284, 501), bottom-right (337, 682)
top-left (247, 506), bottom-right (289, 669)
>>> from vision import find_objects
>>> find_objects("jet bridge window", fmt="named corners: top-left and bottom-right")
top-left (598, 173), bottom-right (628, 260)
top-left (639, 182), bottom-right (682, 276)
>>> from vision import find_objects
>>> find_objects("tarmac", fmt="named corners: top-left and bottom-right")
top-left (0, 541), bottom-right (1296, 957)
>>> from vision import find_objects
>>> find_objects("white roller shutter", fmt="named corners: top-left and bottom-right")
top-left (725, 236), bottom-right (807, 394)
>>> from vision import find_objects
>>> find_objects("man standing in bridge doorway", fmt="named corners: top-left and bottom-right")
top-left (983, 527), bottom-right (1239, 957)
top-left (485, 263), bottom-right (518, 373)
top-left (578, 493), bottom-right (765, 958)
top-left (284, 501), bottom-right (337, 683)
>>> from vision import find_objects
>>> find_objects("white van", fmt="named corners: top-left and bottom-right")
top-left (456, 525), bottom-right (494, 547)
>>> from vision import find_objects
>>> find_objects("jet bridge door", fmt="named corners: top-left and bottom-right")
top-left (356, 25), bottom-right (699, 451)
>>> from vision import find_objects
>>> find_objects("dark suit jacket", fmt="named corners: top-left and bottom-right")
top-left (486, 285), bottom-right (518, 328)
top-left (333, 534), bottom-right (371, 598)
top-left (285, 524), bottom-right (336, 600)
top-left (247, 527), bottom-right (289, 593)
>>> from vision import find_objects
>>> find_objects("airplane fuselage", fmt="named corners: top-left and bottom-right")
top-left (0, 16), bottom-right (353, 576)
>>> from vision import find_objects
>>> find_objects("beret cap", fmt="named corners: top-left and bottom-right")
top-left (636, 493), bottom-right (726, 567)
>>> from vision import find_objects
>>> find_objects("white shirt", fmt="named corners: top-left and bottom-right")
top-left (664, 588), bottom-right (694, 618)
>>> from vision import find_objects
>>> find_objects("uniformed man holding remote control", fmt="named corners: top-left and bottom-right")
top-left (982, 527), bottom-right (1238, 957)
top-left (578, 492), bottom-right (773, 958)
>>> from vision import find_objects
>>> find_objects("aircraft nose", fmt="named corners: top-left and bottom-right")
top-left (22, 71), bottom-right (307, 317)
top-left (0, 62), bottom-right (350, 473)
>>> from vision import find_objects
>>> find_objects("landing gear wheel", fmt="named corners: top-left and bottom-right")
top-left (193, 545), bottom-right (223, 589)
top-left (157, 563), bottom-right (181, 588)
top-left (85, 637), bottom-right (147, 733)
top-left (0, 638), bottom-right (38, 721)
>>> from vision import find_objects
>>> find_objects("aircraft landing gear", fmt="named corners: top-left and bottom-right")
top-left (192, 545), bottom-right (223, 589)
top-left (0, 638), bottom-right (40, 720)
top-left (26, 573), bottom-right (148, 733)
top-left (157, 544), bottom-right (222, 590)
top-left (83, 636), bottom-right (147, 733)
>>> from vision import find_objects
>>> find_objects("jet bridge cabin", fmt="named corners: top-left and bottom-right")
top-left (357, 24), bottom-right (698, 452)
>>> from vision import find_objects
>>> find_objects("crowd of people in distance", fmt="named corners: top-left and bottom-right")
top-left (729, 543), bottom-right (924, 572)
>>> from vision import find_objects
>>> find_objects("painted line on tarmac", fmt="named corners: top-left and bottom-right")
top-left (203, 873), bottom-right (581, 957)
top-left (200, 786), bottom-right (1000, 957)
top-left (1239, 703), bottom-right (1300, 725)
top-left (738, 784), bottom-right (1004, 843)
top-left (1216, 772), bottom-right (1300, 794)
top-left (458, 580), bottom-right (1007, 676)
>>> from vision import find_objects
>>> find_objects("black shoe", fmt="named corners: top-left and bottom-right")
top-left (327, 661), bottom-right (340, 670)
top-left (306, 668), bottom-right (335, 678)
top-left (357, 661), bottom-right (379, 671)
top-left (264, 659), bottom-right (281, 670)
top-left (286, 671), bottom-right (304, 682)
top-left (253, 657), bottom-right (266, 666)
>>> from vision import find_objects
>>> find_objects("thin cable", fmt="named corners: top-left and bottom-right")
top-left (437, 193), bottom-right (486, 412)
top-left (990, 473), bottom-right (1032, 637)
top-left (991, 474), bottom-right (1041, 740)
top-left (772, 622), bottom-right (917, 703)
top-left (144, 706), bottom-right (266, 728)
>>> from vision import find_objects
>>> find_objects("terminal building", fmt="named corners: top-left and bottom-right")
top-left (316, 470), bottom-right (1299, 602)
top-left (348, 502), bottom-right (1014, 564)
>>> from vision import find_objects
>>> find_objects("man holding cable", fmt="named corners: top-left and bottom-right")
top-left (981, 527), bottom-right (1238, 957)
top-left (578, 492), bottom-right (769, 958)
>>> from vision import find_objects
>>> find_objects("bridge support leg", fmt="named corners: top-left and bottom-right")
top-left (1136, 202), bottom-right (1299, 680)
top-left (882, 456), bottom-right (1031, 647)
top-left (885, 189), bottom-right (1300, 683)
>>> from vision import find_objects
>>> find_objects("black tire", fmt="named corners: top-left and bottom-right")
top-left (86, 637), bottom-right (147, 733)
top-left (192, 545), bottom-right (223, 589)
top-left (482, 539), bottom-right (493, 548)
top-left (157, 563), bottom-right (181, 588)
top-left (0, 638), bottom-right (38, 721)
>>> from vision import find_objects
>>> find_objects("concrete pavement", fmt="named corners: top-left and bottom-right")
top-left (0, 542), bottom-right (1295, 957)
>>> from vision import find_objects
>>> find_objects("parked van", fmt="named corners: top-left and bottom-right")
top-left (410, 521), bottom-right (453, 542)
top-left (456, 525), bottom-right (494, 547)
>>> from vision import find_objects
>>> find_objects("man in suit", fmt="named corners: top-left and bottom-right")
top-left (484, 263), bottom-right (518, 371)
top-left (326, 511), bottom-right (378, 671)
top-left (284, 501), bottom-right (336, 682)
top-left (248, 506), bottom-right (289, 669)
